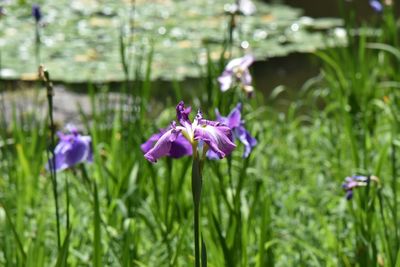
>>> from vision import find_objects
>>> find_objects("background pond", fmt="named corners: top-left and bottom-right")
top-left (0, 0), bottom-right (344, 82)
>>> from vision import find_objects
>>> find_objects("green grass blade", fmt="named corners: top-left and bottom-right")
top-left (93, 183), bottom-right (102, 267)
top-left (54, 227), bottom-right (71, 267)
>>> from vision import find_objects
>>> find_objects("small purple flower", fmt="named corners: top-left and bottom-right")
top-left (218, 54), bottom-right (254, 97)
top-left (32, 4), bottom-right (42, 23)
top-left (369, 0), bottom-right (383, 13)
top-left (142, 101), bottom-right (236, 163)
top-left (47, 125), bottom-right (93, 172)
top-left (209, 103), bottom-right (256, 158)
top-left (342, 175), bottom-right (379, 200)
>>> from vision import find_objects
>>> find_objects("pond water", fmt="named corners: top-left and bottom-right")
top-left (0, 0), bottom-right (344, 84)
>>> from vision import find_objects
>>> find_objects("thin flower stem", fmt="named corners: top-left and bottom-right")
top-left (193, 200), bottom-right (200, 267)
top-left (41, 67), bottom-right (61, 252)
top-left (192, 151), bottom-right (202, 267)
top-left (66, 175), bottom-right (70, 231)
top-left (390, 140), bottom-right (399, 251)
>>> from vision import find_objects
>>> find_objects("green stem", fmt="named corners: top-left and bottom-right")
top-left (43, 68), bottom-right (61, 252)
top-left (192, 153), bottom-right (203, 267)
top-left (66, 175), bottom-right (70, 231)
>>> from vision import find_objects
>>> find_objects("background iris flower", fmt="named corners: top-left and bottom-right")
top-left (218, 54), bottom-right (255, 96)
top-left (342, 175), bottom-right (379, 200)
top-left (369, 0), bottom-right (383, 13)
top-left (47, 125), bottom-right (93, 172)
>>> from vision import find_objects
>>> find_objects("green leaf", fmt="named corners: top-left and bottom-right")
top-left (55, 227), bottom-right (72, 267)
top-left (93, 184), bottom-right (102, 267)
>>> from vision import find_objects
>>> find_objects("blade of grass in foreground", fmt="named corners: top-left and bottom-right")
top-left (93, 183), bottom-right (102, 267)
top-left (55, 227), bottom-right (71, 267)
top-left (2, 203), bottom-right (26, 264)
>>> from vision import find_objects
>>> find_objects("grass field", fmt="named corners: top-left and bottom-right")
top-left (0, 1), bottom-right (399, 266)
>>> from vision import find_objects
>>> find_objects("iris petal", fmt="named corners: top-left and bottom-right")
top-left (194, 121), bottom-right (236, 159)
top-left (227, 103), bottom-right (242, 128)
top-left (144, 128), bottom-right (182, 163)
top-left (218, 71), bottom-right (234, 92)
top-left (213, 103), bottom-right (256, 158)
top-left (141, 128), bottom-right (192, 160)
top-left (235, 126), bottom-right (257, 158)
top-left (176, 101), bottom-right (192, 126)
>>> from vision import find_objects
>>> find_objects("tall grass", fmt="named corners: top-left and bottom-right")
top-left (0, 1), bottom-right (399, 266)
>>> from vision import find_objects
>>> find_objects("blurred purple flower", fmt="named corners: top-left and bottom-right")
top-left (209, 103), bottom-right (256, 158)
top-left (342, 175), bottom-right (379, 200)
top-left (218, 54), bottom-right (254, 96)
top-left (32, 4), bottom-right (42, 23)
top-left (369, 0), bottom-right (383, 12)
top-left (143, 101), bottom-right (236, 163)
top-left (47, 125), bottom-right (92, 172)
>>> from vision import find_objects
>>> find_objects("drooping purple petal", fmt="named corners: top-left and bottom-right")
top-left (47, 127), bottom-right (92, 172)
top-left (234, 126), bottom-right (257, 158)
top-left (169, 135), bottom-right (193, 158)
top-left (369, 0), bottom-right (383, 13)
top-left (141, 127), bottom-right (192, 160)
top-left (194, 119), bottom-right (236, 159)
top-left (144, 125), bottom-right (190, 163)
top-left (141, 131), bottom-right (163, 153)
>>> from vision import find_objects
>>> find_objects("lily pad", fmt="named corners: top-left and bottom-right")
top-left (0, 0), bottom-right (344, 82)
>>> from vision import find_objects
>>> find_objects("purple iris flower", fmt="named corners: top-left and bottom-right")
top-left (142, 101), bottom-right (236, 163)
top-left (209, 103), bottom-right (256, 158)
top-left (342, 175), bottom-right (379, 200)
top-left (218, 54), bottom-right (255, 97)
top-left (47, 125), bottom-right (93, 172)
top-left (369, 0), bottom-right (383, 13)
top-left (32, 4), bottom-right (42, 23)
